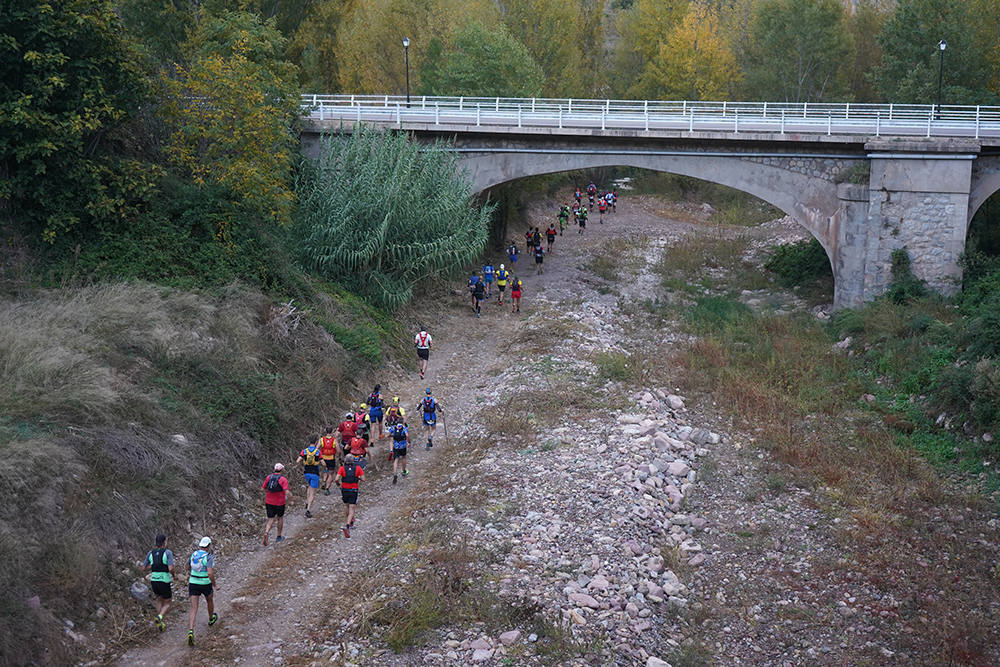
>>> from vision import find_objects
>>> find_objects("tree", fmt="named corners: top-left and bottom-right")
top-left (742, 0), bottom-right (852, 102)
top-left (497, 0), bottom-right (587, 97)
top-left (640, 3), bottom-right (741, 100)
top-left (421, 20), bottom-right (543, 97)
top-left (612, 0), bottom-right (688, 98)
top-left (874, 0), bottom-right (998, 105)
top-left (160, 11), bottom-right (301, 233)
top-left (295, 128), bottom-right (492, 308)
top-left (0, 0), bottom-right (148, 241)
top-left (288, 0), bottom-right (354, 92)
top-left (844, 0), bottom-right (890, 102)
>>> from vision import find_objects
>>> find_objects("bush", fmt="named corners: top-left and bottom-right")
top-left (765, 239), bottom-right (832, 287)
top-left (684, 296), bottom-right (753, 332)
top-left (295, 127), bottom-right (492, 309)
top-left (885, 248), bottom-right (928, 304)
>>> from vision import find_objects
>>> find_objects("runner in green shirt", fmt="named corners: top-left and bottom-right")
top-left (142, 533), bottom-right (175, 632)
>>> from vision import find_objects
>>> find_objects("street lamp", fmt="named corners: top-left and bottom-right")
top-left (402, 37), bottom-right (411, 108)
top-left (936, 40), bottom-right (947, 120)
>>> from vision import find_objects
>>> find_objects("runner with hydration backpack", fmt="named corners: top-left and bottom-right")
top-left (578, 206), bottom-right (588, 234)
top-left (261, 463), bottom-right (291, 546)
top-left (472, 276), bottom-right (485, 317)
top-left (142, 533), bottom-right (175, 632)
top-left (414, 327), bottom-right (432, 380)
top-left (385, 396), bottom-right (405, 427)
top-left (296, 439), bottom-right (322, 518)
top-left (320, 426), bottom-right (338, 494)
top-left (507, 241), bottom-right (519, 268)
top-left (558, 204), bottom-right (570, 235)
top-left (419, 388), bottom-right (442, 450)
top-left (186, 536), bottom-right (217, 646)
top-left (483, 262), bottom-right (495, 298)
top-left (496, 264), bottom-right (509, 305)
top-left (546, 224), bottom-right (557, 253)
top-left (510, 275), bottom-right (523, 313)
top-left (368, 384), bottom-right (385, 439)
top-left (389, 420), bottom-right (410, 484)
top-left (335, 454), bottom-right (364, 537)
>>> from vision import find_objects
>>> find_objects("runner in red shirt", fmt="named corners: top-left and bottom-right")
top-left (319, 426), bottom-right (339, 494)
top-left (337, 412), bottom-right (357, 455)
top-left (349, 433), bottom-right (369, 469)
top-left (335, 454), bottom-right (365, 537)
top-left (261, 463), bottom-right (291, 546)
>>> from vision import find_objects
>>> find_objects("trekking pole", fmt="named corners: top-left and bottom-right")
top-left (442, 412), bottom-right (449, 448)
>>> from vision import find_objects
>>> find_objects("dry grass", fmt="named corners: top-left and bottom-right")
top-left (0, 282), bottom-right (380, 664)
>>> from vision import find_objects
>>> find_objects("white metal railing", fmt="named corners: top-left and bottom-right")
top-left (299, 94), bottom-right (1000, 139)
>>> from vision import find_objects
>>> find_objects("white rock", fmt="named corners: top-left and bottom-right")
top-left (647, 657), bottom-right (672, 667)
top-left (668, 461), bottom-right (690, 477)
top-left (666, 395), bottom-right (685, 410)
top-left (499, 630), bottom-right (521, 646)
top-left (568, 593), bottom-right (600, 609)
top-left (471, 648), bottom-right (493, 662)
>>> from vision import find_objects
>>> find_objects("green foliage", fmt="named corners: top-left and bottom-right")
top-left (742, 0), bottom-right (852, 102)
top-left (873, 0), bottom-right (1000, 105)
top-left (420, 20), bottom-right (543, 97)
top-left (295, 127), bottom-right (492, 308)
top-left (160, 10), bottom-right (301, 231)
top-left (685, 296), bottom-right (753, 331)
top-left (0, 0), bottom-right (148, 241)
top-left (886, 248), bottom-right (928, 304)
top-left (765, 239), bottom-right (832, 287)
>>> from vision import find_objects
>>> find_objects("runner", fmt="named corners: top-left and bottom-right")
top-left (354, 403), bottom-right (372, 441)
top-left (574, 186), bottom-right (582, 204)
top-left (335, 454), bottom-right (364, 537)
top-left (507, 241), bottom-right (519, 267)
top-left (385, 396), bottom-right (405, 427)
top-left (611, 189), bottom-right (618, 211)
top-left (510, 275), bottom-right (523, 313)
top-left (419, 388), bottom-right (442, 450)
top-left (337, 411), bottom-right (358, 457)
top-left (483, 262), bottom-right (495, 298)
top-left (368, 384), bottom-right (385, 439)
top-left (598, 195), bottom-right (607, 223)
top-left (389, 419), bottom-right (410, 484)
top-left (558, 203), bottom-right (570, 235)
top-left (261, 463), bottom-right (291, 546)
top-left (349, 430), bottom-right (369, 470)
top-left (534, 243), bottom-right (545, 274)
top-left (142, 534), bottom-right (174, 632)
top-left (496, 263), bottom-right (509, 305)
top-left (546, 224), bottom-right (557, 253)
top-left (524, 228), bottom-right (534, 253)
top-left (296, 438), bottom-right (322, 518)
top-left (186, 536), bottom-right (217, 646)
top-left (320, 426), bottom-right (338, 494)
top-left (532, 226), bottom-right (542, 250)
top-left (468, 272), bottom-right (479, 309)
top-left (472, 275), bottom-right (485, 317)
top-left (578, 206), bottom-right (588, 234)
top-left (414, 327), bottom-right (432, 379)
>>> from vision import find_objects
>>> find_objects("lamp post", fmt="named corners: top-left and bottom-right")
top-left (402, 37), bottom-right (411, 108)
top-left (936, 40), bottom-right (947, 120)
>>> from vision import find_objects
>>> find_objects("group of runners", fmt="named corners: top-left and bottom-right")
top-left (142, 327), bottom-right (446, 645)
top-left (468, 260), bottom-right (524, 316)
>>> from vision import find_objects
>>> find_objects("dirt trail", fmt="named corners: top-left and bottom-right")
top-left (113, 195), bottom-right (736, 667)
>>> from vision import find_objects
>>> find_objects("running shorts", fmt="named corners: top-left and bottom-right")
top-left (341, 488), bottom-right (359, 505)
top-left (188, 583), bottom-right (213, 597)
top-left (511, 290), bottom-right (522, 299)
top-left (393, 446), bottom-right (407, 459)
top-left (498, 284), bottom-right (506, 292)
top-left (423, 414), bottom-right (436, 426)
top-left (304, 472), bottom-right (320, 488)
top-left (151, 581), bottom-right (172, 599)
top-left (417, 348), bottom-right (429, 360)
top-left (265, 503), bottom-right (286, 518)
top-left (369, 407), bottom-right (383, 422)
top-left (324, 458), bottom-right (337, 471)
top-left (484, 276), bottom-right (493, 284)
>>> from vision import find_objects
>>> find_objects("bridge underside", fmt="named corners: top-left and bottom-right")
top-left (301, 127), bottom-right (1000, 309)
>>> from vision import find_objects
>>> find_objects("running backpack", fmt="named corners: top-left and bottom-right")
top-left (342, 464), bottom-right (358, 484)
top-left (302, 446), bottom-right (320, 467)
top-left (423, 397), bottom-right (436, 413)
top-left (266, 474), bottom-right (283, 493)
top-left (368, 392), bottom-right (381, 407)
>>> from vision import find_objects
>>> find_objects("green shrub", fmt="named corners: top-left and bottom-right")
top-left (295, 127), bottom-right (492, 309)
top-left (830, 309), bottom-right (865, 338)
top-left (684, 296), bottom-right (753, 332)
top-left (885, 248), bottom-right (928, 304)
top-left (764, 239), bottom-right (832, 287)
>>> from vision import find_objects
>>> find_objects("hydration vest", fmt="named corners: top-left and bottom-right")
top-left (423, 397), bottom-right (436, 414)
top-left (321, 435), bottom-right (337, 457)
top-left (302, 445), bottom-right (321, 468)
top-left (189, 550), bottom-right (211, 585)
top-left (343, 463), bottom-right (358, 485)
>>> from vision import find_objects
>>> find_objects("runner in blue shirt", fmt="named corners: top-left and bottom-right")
top-left (468, 272), bottom-right (479, 309)
top-left (482, 263), bottom-right (495, 298)
top-left (507, 242), bottom-right (519, 267)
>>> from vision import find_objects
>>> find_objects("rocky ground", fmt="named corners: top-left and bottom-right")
top-left (105, 192), bottom-right (1000, 667)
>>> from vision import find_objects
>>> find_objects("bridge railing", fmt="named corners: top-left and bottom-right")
top-left (299, 94), bottom-right (1000, 139)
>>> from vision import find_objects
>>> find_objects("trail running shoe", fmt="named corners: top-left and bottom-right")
top-left (342, 524), bottom-right (350, 538)
top-left (155, 615), bottom-right (165, 632)
top-left (402, 470), bottom-right (409, 477)
top-left (350, 519), bottom-right (355, 528)
top-left (393, 474), bottom-right (398, 484)
top-left (262, 533), bottom-right (268, 546)
top-left (324, 488), bottom-right (331, 496)
top-left (187, 631), bottom-right (194, 646)
top-left (276, 535), bottom-right (285, 543)
top-left (305, 509), bottom-right (312, 518)
top-left (208, 613), bottom-right (218, 626)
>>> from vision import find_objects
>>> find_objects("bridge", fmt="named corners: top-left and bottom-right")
top-left (299, 95), bottom-right (1000, 309)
